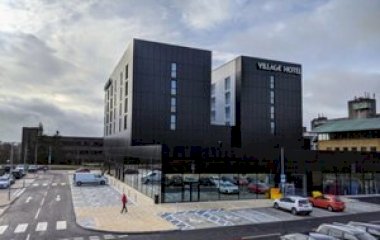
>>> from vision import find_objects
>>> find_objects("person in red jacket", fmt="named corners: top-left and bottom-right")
top-left (121, 193), bottom-right (128, 213)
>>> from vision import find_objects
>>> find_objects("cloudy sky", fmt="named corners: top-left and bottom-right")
top-left (0, 0), bottom-right (379, 142)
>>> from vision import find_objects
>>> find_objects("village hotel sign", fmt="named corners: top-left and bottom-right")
top-left (257, 62), bottom-right (301, 75)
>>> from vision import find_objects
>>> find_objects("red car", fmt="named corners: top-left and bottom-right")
top-left (247, 183), bottom-right (269, 194)
top-left (308, 194), bottom-right (345, 212)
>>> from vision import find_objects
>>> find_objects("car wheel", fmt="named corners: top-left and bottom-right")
top-left (327, 206), bottom-right (333, 212)
top-left (274, 203), bottom-right (279, 209)
top-left (291, 208), bottom-right (297, 215)
top-left (76, 182), bottom-right (82, 186)
top-left (100, 181), bottom-right (105, 185)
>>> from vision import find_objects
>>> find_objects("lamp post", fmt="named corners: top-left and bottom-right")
top-left (8, 144), bottom-right (14, 201)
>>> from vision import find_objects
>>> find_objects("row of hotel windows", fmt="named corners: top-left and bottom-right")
top-left (105, 64), bottom-right (129, 136)
top-left (325, 146), bottom-right (377, 152)
top-left (210, 77), bottom-right (231, 124)
top-left (170, 63), bottom-right (177, 130)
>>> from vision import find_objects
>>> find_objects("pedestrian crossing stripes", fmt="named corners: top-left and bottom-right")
top-left (56, 221), bottom-right (67, 230)
top-left (36, 222), bottom-right (48, 231)
top-left (0, 226), bottom-right (7, 235)
top-left (14, 223), bottom-right (28, 233)
top-left (29, 182), bottom-right (67, 187)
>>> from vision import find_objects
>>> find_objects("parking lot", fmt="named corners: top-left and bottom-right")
top-left (159, 198), bottom-right (380, 230)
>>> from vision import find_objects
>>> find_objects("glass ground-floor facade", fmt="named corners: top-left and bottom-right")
top-left (107, 147), bottom-right (380, 203)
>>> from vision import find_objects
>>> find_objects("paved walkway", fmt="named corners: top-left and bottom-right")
top-left (71, 174), bottom-right (380, 233)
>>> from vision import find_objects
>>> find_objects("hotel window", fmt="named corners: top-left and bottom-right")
top-left (110, 84), bottom-right (113, 95)
top-left (170, 114), bottom-right (176, 130)
top-left (270, 90), bottom-right (275, 104)
top-left (343, 147), bottom-right (348, 151)
top-left (361, 147), bottom-right (367, 152)
top-left (211, 83), bottom-right (216, 96)
top-left (124, 115), bottom-right (127, 130)
top-left (370, 146), bottom-right (377, 152)
top-left (171, 63), bottom-right (177, 78)
top-left (225, 77), bottom-right (231, 91)
top-left (125, 81), bottom-right (128, 96)
top-left (171, 80), bottom-right (177, 95)
top-left (211, 97), bottom-right (216, 109)
top-left (270, 106), bottom-right (275, 119)
top-left (119, 118), bottom-right (122, 132)
top-left (124, 98), bottom-right (128, 113)
top-left (270, 76), bottom-right (275, 89)
top-left (171, 97), bottom-right (176, 113)
top-left (119, 104), bottom-right (122, 117)
top-left (352, 147), bottom-right (357, 152)
top-left (270, 121), bottom-right (275, 135)
top-left (120, 72), bottom-right (123, 85)
top-left (125, 65), bottom-right (128, 79)
top-left (211, 110), bottom-right (216, 122)
top-left (335, 147), bottom-right (340, 151)
top-left (225, 92), bottom-right (231, 105)
top-left (225, 106), bottom-right (230, 120)
top-left (120, 87), bottom-right (123, 100)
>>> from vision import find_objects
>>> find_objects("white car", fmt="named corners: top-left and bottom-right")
top-left (0, 178), bottom-right (10, 189)
top-left (273, 196), bottom-right (313, 215)
top-left (218, 181), bottom-right (239, 194)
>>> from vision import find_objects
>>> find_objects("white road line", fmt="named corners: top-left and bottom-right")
top-left (40, 197), bottom-right (45, 206)
top-left (0, 225), bottom-right (8, 235)
top-left (61, 182), bottom-right (66, 186)
top-left (73, 237), bottom-right (84, 240)
top-left (26, 196), bottom-right (32, 203)
top-left (36, 222), bottom-right (48, 232)
top-left (56, 195), bottom-right (61, 202)
top-left (242, 233), bottom-right (281, 239)
top-left (104, 234), bottom-right (116, 239)
top-left (52, 183), bottom-right (58, 186)
top-left (26, 233), bottom-right (30, 240)
top-left (35, 207), bottom-right (41, 219)
top-left (56, 221), bottom-right (67, 230)
top-left (118, 235), bottom-right (129, 238)
top-left (89, 236), bottom-right (100, 240)
top-left (33, 183), bottom-right (39, 187)
top-left (14, 223), bottom-right (28, 233)
top-left (42, 183), bottom-right (48, 186)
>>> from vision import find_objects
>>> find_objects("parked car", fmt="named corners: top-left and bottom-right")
top-left (218, 181), bottom-right (239, 194)
top-left (11, 169), bottom-right (23, 179)
top-left (233, 176), bottom-right (249, 185)
top-left (169, 175), bottom-right (184, 186)
top-left (273, 196), bottom-right (313, 215)
top-left (199, 177), bottom-right (214, 186)
top-left (209, 176), bottom-right (221, 187)
top-left (0, 177), bottom-right (10, 189)
top-left (124, 169), bottom-right (139, 174)
top-left (339, 222), bottom-right (380, 238)
top-left (316, 224), bottom-right (376, 240)
top-left (38, 165), bottom-right (48, 171)
top-left (74, 173), bottom-right (108, 186)
top-left (1, 174), bottom-right (15, 185)
top-left (309, 195), bottom-right (345, 212)
top-left (221, 176), bottom-right (237, 184)
top-left (141, 170), bottom-right (162, 184)
top-left (281, 233), bottom-right (338, 240)
top-left (15, 165), bottom-right (26, 176)
top-left (248, 182), bottom-right (269, 194)
top-left (28, 165), bottom-right (38, 173)
top-left (75, 168), bottom-right (91, 173)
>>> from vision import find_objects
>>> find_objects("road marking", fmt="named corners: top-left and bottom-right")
top-left (43, 183), bottom-right (48, 186)
top-left (26, 196), bottom-right (32, 203)
top-left (104, 234), bottom-right (116, 239)
top-left (35, 207), bottom-right (41, 219)
top-left (61, 183), bottom-right (66, 186)
top-left (56, 221), bottom-right (67, 230)
top-left (241, 233), bottom-right (281, 239)
top-left (73, 237), bottom-right (84, 240)
top-left (0, 225), bottom-right (8, 235)
top-left (118, 235), bottom-right (129, 238)
top-left (52, 183), bottom-right (58, 186)
top-left (36, 222), bottom-right (48, 232)
top-left (56, 195), bottom-right (61, 201)
top-left (89, 236), bottom-right (100, 240)
top-left (33, 183), bottom-right (39, 187)
top-left (14, 223), bottom-right (28, 233)
top-left (26, 233), bottom-right (30, 240)
top-left (40, 197), bottom-right (45, 206)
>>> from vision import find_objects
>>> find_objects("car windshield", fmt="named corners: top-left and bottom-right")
top-left (356, 233), bottom-right (377, 240)
top-left (299, 200), bottom-right (309, 204)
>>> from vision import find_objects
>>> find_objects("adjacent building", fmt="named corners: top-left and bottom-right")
top-left (312, 94), bottom-right (380, 152)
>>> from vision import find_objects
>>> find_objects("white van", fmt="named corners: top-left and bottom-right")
top-left (74, 173), bottom-right (108, 186)
top-left (141, 170), bottom-right (162, 184)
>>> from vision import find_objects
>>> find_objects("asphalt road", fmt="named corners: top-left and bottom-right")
top-left (0, 171), bottom-right (126, 240)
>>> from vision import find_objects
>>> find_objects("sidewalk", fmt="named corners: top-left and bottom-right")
top-left (72, 175), bottom-right (273, 233)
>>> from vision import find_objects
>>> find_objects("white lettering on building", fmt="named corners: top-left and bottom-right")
top-left (257, 62), bottom-right (301, 75)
